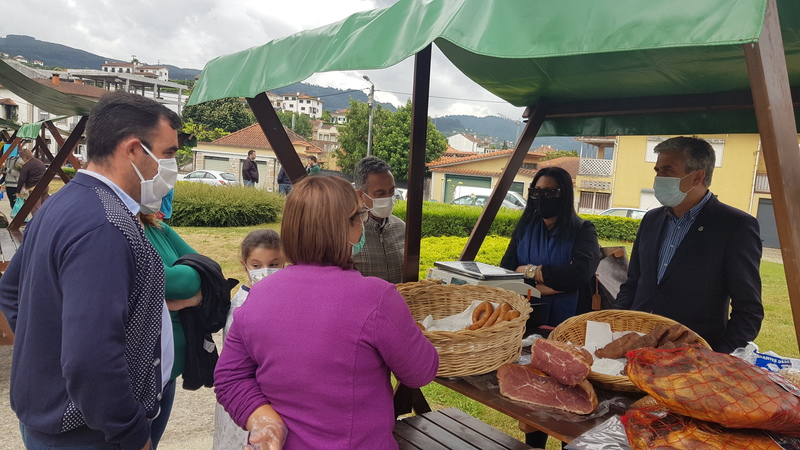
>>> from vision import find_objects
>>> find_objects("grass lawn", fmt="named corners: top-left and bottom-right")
top-left (173, 225), bottom-right (798, 448)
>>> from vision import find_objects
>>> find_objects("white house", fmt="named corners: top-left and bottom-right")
top-left (281, 92), bottom-right (324, 119)
top-left (448, 133), bottom-right (491, 154)
top-left (331, 109), bottom-right (348, 124)
top-left (101, 61), bottom-right (169, 81)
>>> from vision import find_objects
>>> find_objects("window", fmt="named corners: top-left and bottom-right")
top-left (39, 111), bottom-right (49, 121)
top-left (645, 137), bottom-right (724, 167)
top-left (301, 107), bottom-right (306, 111)
top-left (221, 173), bottom-right (238, 182)
top-left (453, 196), bottom-right (473, 206)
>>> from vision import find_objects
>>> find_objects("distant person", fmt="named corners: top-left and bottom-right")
top-left (614, 136), bottom-right (763, 353)
top-left (0, 91), bottom-right (180, 449)
top-left (277, 165), bottom-right (292, 195)
top-left (214, 176), bottom-right (437, 449)
top-left (242, 150), bottom-right (259, 187)
top-left (17, 147), bottom-right (48, 216)
top-left (305, 155), bottom-right (320, 176)
top-left (2, 146), bottom-right (23, 207)
top-left (352, 156), bottom-right (405, 283)
top-left (213, 229), bottom-right (284, 450)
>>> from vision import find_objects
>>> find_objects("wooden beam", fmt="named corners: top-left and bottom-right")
top-left (744, 0), bottom-right (800, 353)
top-left (9, 117), bottom-right (87, 230)
top-left (542, 88), bottom-right (800, 118)
top-left (461, 103), bottom-right (548, 260)
top-left (35, 136), bottom-right (71, 183)
top-left (43, 121), bottom-right (81, 170)
top-left (403, 44), bottom-right (432, 283)
top-left (0, 137), bottom-right (21, 168)
top-left (246, 93), bottom-right (306, 182)
top-left (0, 130), bottom-right (11, 143)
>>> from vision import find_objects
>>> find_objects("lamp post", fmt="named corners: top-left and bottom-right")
top-left (363, 75), bottom-right (375, 157)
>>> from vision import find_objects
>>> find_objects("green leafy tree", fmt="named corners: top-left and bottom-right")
top-left (320, 109), bottom-right (332, 123)
top-left (182, 97), bottom-right (254, 133)
top-left (335, 99), bottom-right (447, 179)
top-left (276, 111), bottom-right (313, 139)
top-left (177, 120), bottom-right (230, 167)
top-left (539, 149), bottom-right (579, 161)
top-left (334, 99), bottom-right (391, 175)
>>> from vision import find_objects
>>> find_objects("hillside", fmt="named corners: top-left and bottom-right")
top-left (434, 114), bottom-right (581, 151)
top-left (0, 34), bottom-right (200, 81)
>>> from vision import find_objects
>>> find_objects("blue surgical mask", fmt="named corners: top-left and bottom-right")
top-left (653, 171), bottom-right (696, 207)
top-left (350, 223), bottom-right (366, 256)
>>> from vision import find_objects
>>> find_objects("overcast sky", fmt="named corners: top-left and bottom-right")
top-left (6, 0), bottom-right (526, 119)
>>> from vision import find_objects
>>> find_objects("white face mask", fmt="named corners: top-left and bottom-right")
top-left (131, 143), bottom-right (178, 213)
top-left (653, 171), bottom-right (696, 208)
top-left (249, 267), bottom-right (280, 284)
top-left (364, 193), bottom-right (395, 218)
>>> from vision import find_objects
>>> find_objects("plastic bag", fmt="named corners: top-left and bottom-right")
top-left (565, 415), bottom-right (630, 450)
top-left (626, 346), bottom-right (800, 437)
top-left (10, 197), bottom-right (23, 219)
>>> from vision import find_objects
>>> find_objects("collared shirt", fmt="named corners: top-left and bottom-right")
top-left (657, 190), bottom-right (713, 283)
top-left (78, 169), bottom-right (140, 214)
top-left (77, 169), bottom-right (173, 389)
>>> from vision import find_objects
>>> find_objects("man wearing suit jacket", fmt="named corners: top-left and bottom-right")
top-left (614, 136), bottom-right (763, 353)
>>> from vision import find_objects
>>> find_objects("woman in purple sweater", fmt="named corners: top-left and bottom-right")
top-left (215, 176), bottom-right (439, 449)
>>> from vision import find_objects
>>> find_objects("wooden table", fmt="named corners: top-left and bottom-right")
top-left (394, 407), bottom-right (536, 450)
top-left (434, 374), bottom-right (641, 443)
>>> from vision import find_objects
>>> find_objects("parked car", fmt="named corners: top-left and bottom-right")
top-left (395, 187), bottom-right (408, 201)
top-left (451, 194), bottom-right (522, 210)
top-left (179, 170), bottom-right (240, 186)
top-left (599, 207), bottom-right (648, 219)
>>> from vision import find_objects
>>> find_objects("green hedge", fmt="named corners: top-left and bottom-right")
top-left (171, 181), bottom-right (283, 227)
top-left (61, 167), bottom-right (76, 179)
top-left (393, 201), bottom-right (522, 238)
top-left (393, 201), bottom-right (640, 242)
top-left (580, 214), bottom-right (641, 242)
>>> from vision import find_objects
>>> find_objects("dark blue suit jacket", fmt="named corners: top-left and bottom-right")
top-left (614, 194), bottom-right (763, 353)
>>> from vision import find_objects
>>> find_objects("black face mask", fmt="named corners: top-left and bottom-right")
top-left (536, 197), bottom-right (562, 219)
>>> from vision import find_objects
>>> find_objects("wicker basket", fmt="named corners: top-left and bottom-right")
top-left (397, 283), bottom-right (533, 378)
top-left (549, 310), bottom-right (711, 392)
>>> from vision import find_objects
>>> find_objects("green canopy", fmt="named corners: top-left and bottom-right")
top-left (190, 0), bottom-right (800, 136)
top-left (16, 116), bottom-right (71, 140)
top-left (0, 60), bottom-right (96, 117)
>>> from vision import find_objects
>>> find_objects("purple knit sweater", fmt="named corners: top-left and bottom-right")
top-left (214, 264), bottom-right (438, 449)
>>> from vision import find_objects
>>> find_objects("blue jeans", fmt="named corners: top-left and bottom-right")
top-left (279, 184), bottom-right (292, 195)
top-left (243, 180), bottom-right (255, 187)
top-left (20, 423), bottom-right (122, 449)
top-left (149, 378), bottom-right (177, 449)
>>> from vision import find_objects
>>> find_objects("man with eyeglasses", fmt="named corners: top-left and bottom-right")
top-left (352, 156), bottom-right (404, 283)
top-left (614, 136), bottom-right (763, 353)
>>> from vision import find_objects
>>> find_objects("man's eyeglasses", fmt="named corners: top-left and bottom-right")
top-left (350, 207), bottom-right (369, 224)
top-left (529, 188), bottom-right (561, 200)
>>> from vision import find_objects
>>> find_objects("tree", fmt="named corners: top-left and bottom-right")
top-left (177, 120), bottom-right (230, 167)
top-left (276, 111), bottom-right (313, 139)
top-left (335, 99), bottom-right (447, 179)
top-left (321, 109), bottom-right (332, 123)
top-left (538, 150), bottom-right (579, 161)
top-left (182, 97), bottom-right (254, 133)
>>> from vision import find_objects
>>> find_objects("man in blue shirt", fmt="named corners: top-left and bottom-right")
top-left (615, 136), bottom-right (763, 353)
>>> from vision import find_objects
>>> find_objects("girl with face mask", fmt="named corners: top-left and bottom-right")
top-left (213, 229), bottom-right (284, 450)
top-left (498, 166), bottom-right (601, 448)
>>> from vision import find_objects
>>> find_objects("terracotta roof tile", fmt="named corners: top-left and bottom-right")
top-left (428, 148), bottom-right (545, 167)
top-left (206, 123), bottom-right (324, 153)
top-left (32, 79), bottom-right (107, 99)
top-left (536, 156), bottom-right (580, 178)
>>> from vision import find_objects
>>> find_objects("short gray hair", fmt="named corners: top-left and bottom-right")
top-left (353, 156), bottom-right (392, 190)
top-left (654, 136), bottom-right (715, 187)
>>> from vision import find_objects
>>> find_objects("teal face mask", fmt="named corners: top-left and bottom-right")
top-left (351, 223), bottom-right (366, 256)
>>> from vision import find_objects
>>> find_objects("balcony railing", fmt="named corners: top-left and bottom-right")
top-left (579, 158), bottom-right (613, 177)
top-left (754, 173), bottom-right (770, 193)
top-left (579, 179), bottom-right (612, 191)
